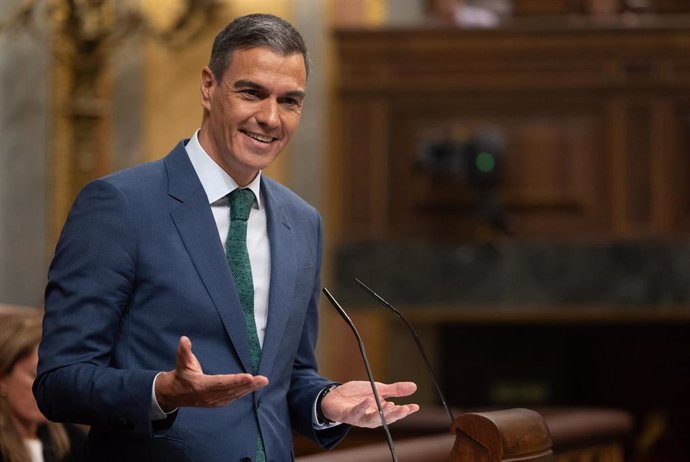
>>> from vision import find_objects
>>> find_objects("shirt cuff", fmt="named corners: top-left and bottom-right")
top-left (151, 372), bottom-right (178, 421)
top-left (312, 384), bottom-right (341, 430)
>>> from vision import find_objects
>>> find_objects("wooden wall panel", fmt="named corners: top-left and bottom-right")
top-left (333, 20), bottom-right (690, 240)
top-left (386, 99), bottom-right (607, 238)
top-left (339, 100), bottom-right (390, 239)
top-left (625, 104), bottom-right (653, 226)
top-left (675, 102), bottom-right (690, 231)
top-left (512, 0), bottom-right (690, 15)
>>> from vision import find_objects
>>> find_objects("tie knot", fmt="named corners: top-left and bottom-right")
top-left (229, 188), bottom-right (255, 221)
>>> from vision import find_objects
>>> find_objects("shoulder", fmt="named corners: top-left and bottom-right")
top-left (262, 176), bottom-right (319, 218)
top-left (67, 160), bottom-right (167, 223)
top-left (75, 141), bottom-right (189, 207)
top-left (98, 157), bottom-right (167, 195)
top-left (92, 140), bottom-right (189, 195)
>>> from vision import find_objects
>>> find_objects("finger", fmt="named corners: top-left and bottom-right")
top-left (357, 400), bottom-right (397, 428)
top-left (222, 379), bottom-right (267, 402)
top-left (227, 375), bottom-right (269, 395)
top-left (246, 375), bottom-right (269, 390)
top-left (199, 373), bottom-right (268, 400)
top-left (382, 403), bottom-right (420, 424)
top-left (191, 374), bottom-right (269, 407)
top-left (366, 401), bottom-right (396, 426)
top-left (223, 378), bottom-right (269, 406)
top-left (377, 381), bottom-right (417, 399)
top-left (381, 400), bottom-right (395, 413)
top-left (177, 336), bottom-right (203, 372)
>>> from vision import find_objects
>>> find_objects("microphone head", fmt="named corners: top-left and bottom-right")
top-left (322, 288), bottom-right (352, 324)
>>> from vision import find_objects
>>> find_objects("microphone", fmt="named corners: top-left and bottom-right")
top-left (321, 288), bottom-right (399, 462)
top-left (354, 278), bottom-right (456, 425)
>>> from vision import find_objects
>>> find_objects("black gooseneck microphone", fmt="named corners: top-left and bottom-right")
top-left (321, 288), bottom-right (399, 462)
top-left (354, 278), bottom-right (456, 425)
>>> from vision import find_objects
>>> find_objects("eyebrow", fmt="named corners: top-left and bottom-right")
top-left (232, 79), bottom-right (305, 100)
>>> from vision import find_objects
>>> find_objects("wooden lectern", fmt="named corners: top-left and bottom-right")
top-left (451, 408), bottom-right (553, 462)
top-left (295, 408), bottom-right (553, 462)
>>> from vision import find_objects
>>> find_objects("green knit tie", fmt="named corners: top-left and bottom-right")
top-left (226, 188), bottom-right (265, 462)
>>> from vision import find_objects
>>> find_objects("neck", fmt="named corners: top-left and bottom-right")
top-left (196, 125), bottom-right (259, 187)
top-left (11, 414), bottom-right (39, 439)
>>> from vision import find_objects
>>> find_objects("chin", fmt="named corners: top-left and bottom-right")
top-left (31, 412), bottom-right (50, 425)
top-left (242, 155), bottom-right (279, 172)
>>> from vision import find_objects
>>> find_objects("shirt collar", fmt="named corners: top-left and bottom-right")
top-left (185, 130), bottom-right (263, 208)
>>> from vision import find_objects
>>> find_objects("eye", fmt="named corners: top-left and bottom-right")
top-left (240, 89), bottom-right (262, 99)
top-left (279, 97), bottom-right (303, 111)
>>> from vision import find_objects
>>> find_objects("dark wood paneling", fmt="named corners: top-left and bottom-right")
top-left (333, 20), bottom-right (690, 240)
top-left (512, 0), bottom-right (690, 15)
top-left (387, 98), bottom-right (607, 238)
top-left (677, 103), bottom-right (690, 230)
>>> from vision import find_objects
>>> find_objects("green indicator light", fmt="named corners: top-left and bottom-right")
top-left (476, 152), bottom-right (495, 173)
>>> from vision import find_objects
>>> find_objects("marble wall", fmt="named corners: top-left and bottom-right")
top-left (0, 1), bottom-right (50, 306)
top-left (0, 3), bottom-right (147, 307)
top-left (336, 240), bottom-right (690, 306)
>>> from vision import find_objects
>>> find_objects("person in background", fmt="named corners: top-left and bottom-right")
top-left (426, 0), bottom-right (510, 27)
top-left (0, 311), bottom-right (85, 462)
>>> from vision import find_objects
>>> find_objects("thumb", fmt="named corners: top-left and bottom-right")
top-left (177, 336), bottom-right (203, 373)
top-left (378, 381), bottom-right (417, 399)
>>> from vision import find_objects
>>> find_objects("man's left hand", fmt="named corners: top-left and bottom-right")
top-left (320, 381), bottom-right (419, 428)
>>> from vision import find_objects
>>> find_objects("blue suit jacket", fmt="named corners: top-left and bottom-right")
top-left (35, 141), bottom-right (348, 461)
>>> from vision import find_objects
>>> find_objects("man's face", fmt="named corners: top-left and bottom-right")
top-left (199, 46), bottom-right (307, 186)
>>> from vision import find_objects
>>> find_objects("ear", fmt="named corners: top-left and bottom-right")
top-left (200, 66), bottom-right (216, 112)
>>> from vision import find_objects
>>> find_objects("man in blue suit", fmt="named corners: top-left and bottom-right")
top-left (34, 13), bottom-right (418, 462)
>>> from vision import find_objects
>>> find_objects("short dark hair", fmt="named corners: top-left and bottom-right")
top-left (209, 13), bottom-right (309, 82)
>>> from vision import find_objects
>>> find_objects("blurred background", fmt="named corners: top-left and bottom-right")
top-left (1, 0), bottom-right (690, 460)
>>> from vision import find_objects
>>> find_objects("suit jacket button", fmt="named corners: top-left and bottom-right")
top-left (240, 458), bottom-right (251, 462)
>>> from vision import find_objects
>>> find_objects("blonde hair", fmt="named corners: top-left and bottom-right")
top-left (0, 310), bottom-right (70, 462)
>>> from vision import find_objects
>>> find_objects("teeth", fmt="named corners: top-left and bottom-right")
top-left (245, 131), bottom-right (273, 143)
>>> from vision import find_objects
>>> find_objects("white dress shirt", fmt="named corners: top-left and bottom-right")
top-left (185, 130), bottom-right (271, 346)
top-left (25, 439), bottom-right (44, 462)
top-left (152, 131), bottom-right (336, 428)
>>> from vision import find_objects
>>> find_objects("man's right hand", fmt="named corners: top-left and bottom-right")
top-left (155, 336), bottom-right (268, 412)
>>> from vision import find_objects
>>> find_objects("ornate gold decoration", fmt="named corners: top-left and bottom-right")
top-left (1, 0), bottom-right (221, 241)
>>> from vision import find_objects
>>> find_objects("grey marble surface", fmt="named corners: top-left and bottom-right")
top-left (0, 3), bottom-right (147, 306)
top-left (335, 240), bottom-right (690, 307)
top-left (0, 1), bottom-right (50, 306)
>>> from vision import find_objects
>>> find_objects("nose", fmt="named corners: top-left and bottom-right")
top-left (255, 98), bottom-right (279, 129)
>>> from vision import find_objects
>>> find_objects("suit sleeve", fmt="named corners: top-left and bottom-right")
top-left (34, 179), bottom-right (163, 435)
top-left (286, 212), bottom-right (350, 448)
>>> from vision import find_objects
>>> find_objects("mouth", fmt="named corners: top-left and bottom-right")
top-left (241, 130), bottom-right (276, 144)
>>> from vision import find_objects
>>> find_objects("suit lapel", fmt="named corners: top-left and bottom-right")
top-left (258, 180), bottom-right (297, 381)
top-left (165, 143), bottom-right (253, 374)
